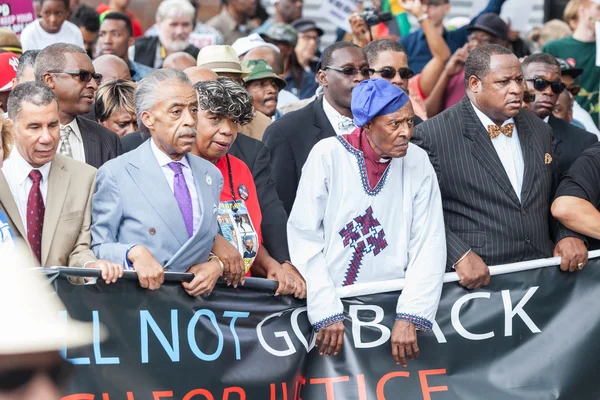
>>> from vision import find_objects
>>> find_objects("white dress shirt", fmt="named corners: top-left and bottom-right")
top-left (60, 119), bottom-right (86, 163)
top-left (322, 97), bottom-right (356, 136)
top-left (150, 139), bottom-right (201, 234)
top-left (1, 149), bottom-right (51, 230)
top-left (471, 102), bottom-right (525, 201)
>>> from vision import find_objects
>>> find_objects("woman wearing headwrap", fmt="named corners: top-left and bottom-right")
top-left (288, 78), bottom-right (446, 367)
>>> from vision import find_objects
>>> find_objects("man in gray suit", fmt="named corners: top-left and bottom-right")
top-left (91, 69), bottom-right (224, 294)
top-left (412, 45), bottom-right (588, 289)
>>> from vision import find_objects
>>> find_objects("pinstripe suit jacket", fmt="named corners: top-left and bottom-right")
top-left (76, 116), bottom-right (122, 169)
top-left (412, 97), bottom-right (581, 269)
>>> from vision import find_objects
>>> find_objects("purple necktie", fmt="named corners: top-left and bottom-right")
top-left (168, 162), bottom-right (194, 238)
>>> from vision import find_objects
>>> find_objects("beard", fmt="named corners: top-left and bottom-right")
top-left (160, 34), bottom-right (190, 52)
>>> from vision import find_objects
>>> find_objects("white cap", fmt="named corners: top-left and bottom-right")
top-left (231, 33), bottom-right (281, 57)
top-left (0, 245), bottom-right (102, 355)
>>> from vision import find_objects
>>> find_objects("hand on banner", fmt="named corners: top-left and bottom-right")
top-left (212, 235), bottom-right (245, 287)
top-left (282, 262), bottom-right (307, 299)
top-left (455, 251), bottom-right (490, 289)
top-left (128, 245), bottom-right (165, 290)
top-left (391, 320), bottom-right (419, 367)
top-left (316, 321), bottom-right (344, 357)
top-left (183, 259), bottom-right (223, 297)
top-left (86, 260), bottom-right (124, 284)
top-left (264, 260), bottom-right (296, 296)
top-left (554, 237), bottom-right (588, 272)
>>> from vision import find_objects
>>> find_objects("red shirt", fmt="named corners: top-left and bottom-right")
top-left (215, 155), bottom-right (262, 274)
top-left (342, 128), bottom-right (391, 190)
top-left (97, 5), bottom-right (143, 38)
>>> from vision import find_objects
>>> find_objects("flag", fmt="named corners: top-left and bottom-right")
top-left (381, 0), bottom-right (412, 37)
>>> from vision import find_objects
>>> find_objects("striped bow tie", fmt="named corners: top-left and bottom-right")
top-left (338, 116), bottom-right (356, 131)
top-left (487, 123), bottom-right (514, 139)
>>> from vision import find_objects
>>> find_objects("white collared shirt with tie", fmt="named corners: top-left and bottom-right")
top-left (1, 149), bottom-right (51, 229)
top-left (322, 97), bottom-right (356, 136)
top-left (150, 139), bottom-right (201, 234)
top-left (471, 102), bottom-right (525, 202)
top-left (59, 119), bottom-right (86, 163)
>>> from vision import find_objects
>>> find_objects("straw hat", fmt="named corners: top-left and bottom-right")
top-left (0, 28), bottom-right (22, 55)
top-left (196, 45), bottom-right (250, 78)
top-left (0, 245), bottom-right (102, 355)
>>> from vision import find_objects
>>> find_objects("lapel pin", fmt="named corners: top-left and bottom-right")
top-left (205, 174), bottom-right (212, 185)
top-left (544, 153), bottom-right (552, 164)
top-left (238, 184), bottom-right (249, 200)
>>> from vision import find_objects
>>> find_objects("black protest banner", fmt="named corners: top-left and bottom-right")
top-left (56, 258), bottom-right (600, 400)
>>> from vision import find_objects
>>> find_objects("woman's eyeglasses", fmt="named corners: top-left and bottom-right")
top-left (324, 66), bottom-right (375, 78)
top-left (526, 78), bottom-right (566, 94)
top-left (48, 69), bottom-right (103, 85)
top-left (374, 67), bottom-right (415, 80)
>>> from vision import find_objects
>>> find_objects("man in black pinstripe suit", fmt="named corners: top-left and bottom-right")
top-left (412, 45), bottom-right (588, 289)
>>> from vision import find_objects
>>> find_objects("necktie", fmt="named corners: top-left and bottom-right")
top-left (59, 126), bottom-right (74, 158)
top-left (168, 162), bottom-right (194, 238)
top-left (27, 170), bottom-right (45, 263)
top-left (338, 116), bottom-right (356, 132)
top-left (487, 123), bottom-right (515, 139)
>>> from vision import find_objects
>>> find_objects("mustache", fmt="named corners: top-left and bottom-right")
top-left (263, 96), bottom-right (277, 103)
top-left (170, 34), bottom-right (188, 41)
top-left (177, 128), bottom-right (197, 137)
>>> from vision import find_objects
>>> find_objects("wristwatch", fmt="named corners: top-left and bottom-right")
top-left (417, 13), bottom-right (429, 23)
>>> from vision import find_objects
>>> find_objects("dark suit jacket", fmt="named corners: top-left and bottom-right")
top-left (133, 36), bottom-right (200, 68)
top-left (263, 97), bottom-right (423, 215)
top-left (76, 116), bottom-right (122, 169)
top-left (548, 115), bottom-right (598, 174)
top-left (119, 131), bottom-right (291, 263)
top-left (412, 97), bottom-right (582, 269)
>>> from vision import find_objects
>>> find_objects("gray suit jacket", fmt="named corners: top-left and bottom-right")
top-left (91, 140), bottom-right (223, 272)
top-left (412, 97), bottom-right (582, 269)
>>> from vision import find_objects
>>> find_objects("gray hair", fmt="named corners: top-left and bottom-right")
top-left (34, 43), bottom-right (87, 82)
top-left (135, 69), bottom-right (192, 134)
top-left (193, 77), bottom-right (254, 126)
top-left (15, 50), bottom-right (40, 84)
top-left (7, 82), bottom-right (58, 122)
top-left (156, 0), bottom-right (195, 22)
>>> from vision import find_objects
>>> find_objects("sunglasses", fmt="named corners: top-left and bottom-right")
top-left (526, 78), bottom-right (566, 95)
top-left (567, 84), bottom-right (581, 97)
top-left (0, 360), bottom-right (73, 392)
top-left (48, 69), bottom-right (103, 85)
top-left (374, 67), bottom-right (414, 80)
top-left (324, 66), bottom-right (374, 77)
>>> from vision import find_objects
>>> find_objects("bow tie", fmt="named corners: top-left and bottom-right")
top-left (338, 116), bottom-right (356, 131)
top-left (487, 123), bottom-right (514, 139)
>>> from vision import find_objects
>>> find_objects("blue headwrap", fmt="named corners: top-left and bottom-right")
top-left (351, 78), bottom-right (410, 127)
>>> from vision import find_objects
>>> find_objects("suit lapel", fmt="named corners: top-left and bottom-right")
top-left (42, 157), bottom-right (70, 265)
top-left (516, 113), bottom-right (537, 206)
top-left (548, 116), bottom-right (563, 145)
top-left (313, 97), bottom-right (337, 141)
top-left (462, 99), bottom-right (521, 206)
top-left (77, 117), bottom-right (99, 167)
top-left (0, 171), bottom-right (26, 239)
top-left (126, 140), bottom-right (189, 246)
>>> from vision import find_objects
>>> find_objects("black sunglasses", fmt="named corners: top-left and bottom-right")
top-left (568, 84), bottom-right (581, 97)
top-left (374, 67), bottom-right (414, 80)
top-left (0, 360), bottom-right (73, 392)
top-left (324, 66), bottom-right (374, 78)
top-left (48, 69), bottom-right (103, 85)
top-left (526, 78), bottom-right (566, 95)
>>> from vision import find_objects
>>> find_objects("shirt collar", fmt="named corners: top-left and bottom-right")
top-left (543, 116), bottom-right (550, 123)
top-left (470, 101), bottom-right (515, 129)
top-left (322, 96), bottom-right (353, 126)
top-left (60, 118), bottom-right (83, 143)
top-left (150, 138), bottom-right (191, 169)
top-left (2, 147), bottom-right (51, 186)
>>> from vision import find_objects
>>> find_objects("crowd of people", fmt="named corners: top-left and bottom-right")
top-left (2, 0), bottom-right (600, 396)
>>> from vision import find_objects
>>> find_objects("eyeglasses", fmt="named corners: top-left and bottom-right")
top-left (374, 67), bottom-right (414, 80)
top-left (467, 34), bottom-right (495, 45)
top-left (0, 360), bottom-right (73, 392)
top-left (526, 78), bottom-right (566, 94)
top-left (567, 84), bottom-right (581, 97)
top-left (299, 34), bottom-right (319, 42)
top-left (324, 66), bottom-right (374, 77)
top-left (48, 69), bottom-right (103, 85)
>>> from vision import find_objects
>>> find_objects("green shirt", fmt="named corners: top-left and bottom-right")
top-left (543, 36), bottom-right (600, 126)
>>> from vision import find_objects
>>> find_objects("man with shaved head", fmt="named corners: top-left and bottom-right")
top-left (93, 54), bottom-right (131, 82)
top-left (183, 66), bottom-right (218, 82)
top-left (163, 52), bottom-right (197, 71)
